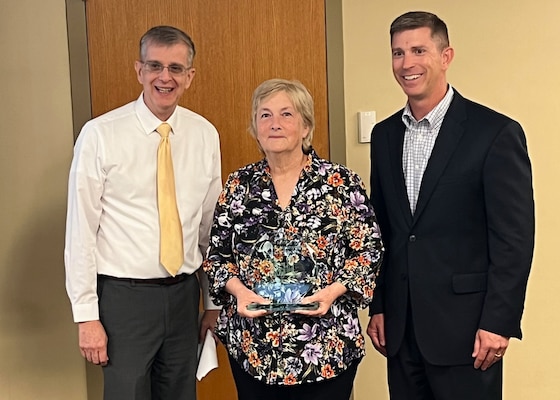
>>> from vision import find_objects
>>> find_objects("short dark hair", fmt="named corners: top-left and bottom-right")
top-left (390, 11), bottom-right (449, 50)
top-left (139, 25), bottom-right (196, 66)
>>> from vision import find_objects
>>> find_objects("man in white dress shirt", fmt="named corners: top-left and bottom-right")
top-left (64, 26), bottom-right (222, 399)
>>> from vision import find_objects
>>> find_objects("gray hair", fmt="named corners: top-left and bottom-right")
top-left (139, 25), bottom-right (196, 66)
top-left (249, 79), bottom-right (315, 154)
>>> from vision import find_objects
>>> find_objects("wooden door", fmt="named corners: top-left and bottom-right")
top-left (85, 1), bottom-right (329, 399)
top-left (86, 0), bottom-right (329, 176)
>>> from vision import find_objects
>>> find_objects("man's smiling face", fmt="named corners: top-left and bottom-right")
top-left (391, 26), bottom-right (452, 105)
top-left (134, 42), bottom-right (195, 121)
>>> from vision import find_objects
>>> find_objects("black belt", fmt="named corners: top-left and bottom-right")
top-left (98, 273), bottom-right (190, 286)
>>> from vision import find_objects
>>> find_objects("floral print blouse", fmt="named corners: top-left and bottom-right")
top-left (203, 150), bottom-right (384, 385)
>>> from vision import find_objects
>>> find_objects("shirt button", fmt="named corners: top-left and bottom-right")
top-left (409, 235), bottom-right (416, 242)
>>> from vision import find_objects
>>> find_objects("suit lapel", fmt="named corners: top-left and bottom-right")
top-left (413, 93), bottom-right (468, 223)
top-left (387, 114), bottom-right (414, 225)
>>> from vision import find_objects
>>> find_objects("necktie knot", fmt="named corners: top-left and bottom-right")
top-left (157, 123), bottom-right (172, 138)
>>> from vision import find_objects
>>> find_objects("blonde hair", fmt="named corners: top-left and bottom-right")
top-left (249, 79), bottom-right (315, 154)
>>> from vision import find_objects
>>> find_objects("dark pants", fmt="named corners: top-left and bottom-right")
top-left (98, 274), bottom-right (199, 400)
top-left (229, 355), bottom-right (359, 400)
top-left (387, 306), bottom-right (502, 400)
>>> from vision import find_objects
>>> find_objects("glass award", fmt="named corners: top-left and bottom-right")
top-left (247, 235), bottom-right (319, 312)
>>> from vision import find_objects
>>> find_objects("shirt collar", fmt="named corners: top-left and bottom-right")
top-left (402, 86), bottom-right (455, 130)
top-left (262, 149), bottom-right (317, 179)
top-left (134, 93), bottom-right (179, 135)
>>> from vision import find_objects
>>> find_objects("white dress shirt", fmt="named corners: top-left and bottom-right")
top-left (65, 94), bottom-right (222, 322)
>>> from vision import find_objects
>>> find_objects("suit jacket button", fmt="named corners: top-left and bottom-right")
top-left (409, 235), bottom-right (416, 242)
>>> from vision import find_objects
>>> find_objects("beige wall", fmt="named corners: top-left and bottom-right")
top-left (0, 0), bottom-right (87, 399)
top-left (1, 0), bottom-right (558, 399)
top-left (345, 1), bottom-right (560, 399)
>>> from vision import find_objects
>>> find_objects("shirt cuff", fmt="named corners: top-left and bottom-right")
top-left (72, 303), bottom-right (100, 323)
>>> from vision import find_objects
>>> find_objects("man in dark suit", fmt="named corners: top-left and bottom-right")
top-left (367, 11), bottom-right (534, 399)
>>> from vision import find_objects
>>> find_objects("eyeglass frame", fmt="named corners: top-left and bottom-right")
top-left (140, 60), bottom-right (192, 76)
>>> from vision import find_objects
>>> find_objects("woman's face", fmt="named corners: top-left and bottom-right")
top-left (255, 91), bottom-right (309, 157)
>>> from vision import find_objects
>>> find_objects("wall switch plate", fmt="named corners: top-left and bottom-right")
top-left (358, 111), bottom-right (376, 143)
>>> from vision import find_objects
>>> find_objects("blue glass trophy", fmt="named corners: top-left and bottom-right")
top-left (247, 235), bottom-right (319, 312)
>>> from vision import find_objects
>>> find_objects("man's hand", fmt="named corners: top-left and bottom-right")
top-left (78, 320), bottom-right (108, 366)
top-left (472, 328), bottom-right (509, 371)
top-left (199, 309), bottom-right (220, 342)
top-left (367, 313), bottom-right (387, 357)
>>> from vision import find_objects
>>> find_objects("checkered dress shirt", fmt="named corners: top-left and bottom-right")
top-left (402, 87), bottom-right (454, 213)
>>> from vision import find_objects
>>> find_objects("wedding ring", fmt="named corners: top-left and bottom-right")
top-left (494, 353), bottom-right (503, 358)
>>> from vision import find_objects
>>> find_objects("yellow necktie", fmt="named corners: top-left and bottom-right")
top-left (156, 123), bottom-right (184, 276)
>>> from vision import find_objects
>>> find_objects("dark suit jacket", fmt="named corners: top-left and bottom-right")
top-left (369, 90), bottom-right (534, 366)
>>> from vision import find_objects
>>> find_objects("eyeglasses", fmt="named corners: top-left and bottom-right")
top-left (141, 61), bottom-right (191, 76)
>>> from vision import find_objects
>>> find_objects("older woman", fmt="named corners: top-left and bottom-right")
top-left (203, 79), bottom-right (383, 400)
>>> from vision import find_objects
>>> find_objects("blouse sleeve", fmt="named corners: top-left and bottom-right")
top-left (202, 171), bottom-right (242, 305)
top-left (332, 169), bottom-right (384, 309)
